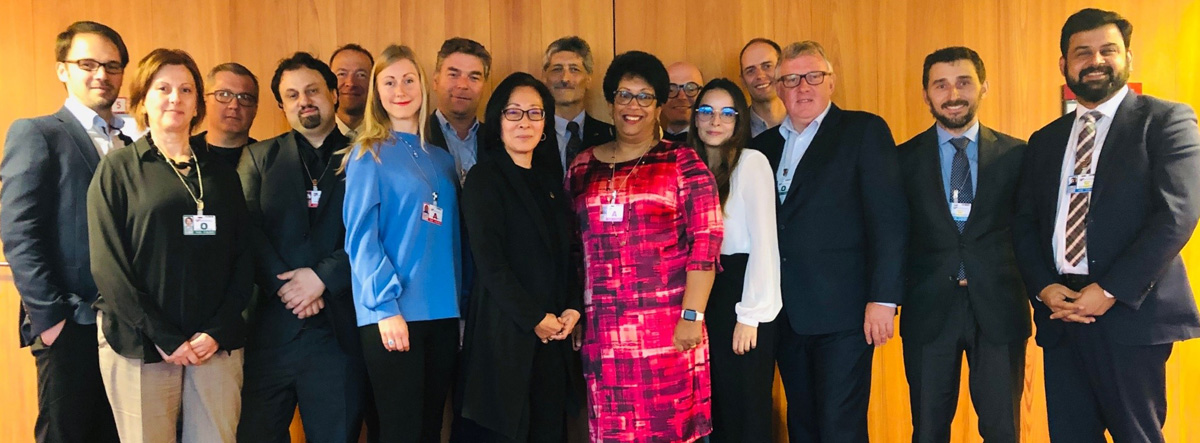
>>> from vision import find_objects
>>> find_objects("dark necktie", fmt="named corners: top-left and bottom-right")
top-left (949, 136), bottom-right (973, 279)
top-left (1065, 111), bottom-right (1102, 267)
top-left (565, 121), bottom-right (583, 166)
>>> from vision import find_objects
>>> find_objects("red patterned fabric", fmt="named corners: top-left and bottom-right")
top-left (567, 141), bottom-right (723, 443)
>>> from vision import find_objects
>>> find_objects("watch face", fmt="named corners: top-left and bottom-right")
top-left (683, 310), bottom-right (697, 321)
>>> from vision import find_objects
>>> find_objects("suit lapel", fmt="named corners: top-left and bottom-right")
top-left (915, 127), bottom-right (959, 232)
top-left (55, 107), bottom-right (101, 173)
top-left (962, 126), bottom-right (1000, 233)
top-left (779, 105), bottom-right (843, 219)
top-left (1090, 92), bottom-right (1143, 208)
top-left (497, 160), bottom-right (554, 250)
top-left (278, 132), bottom-right (313, 231)
top-left (425, 117), bottom-right (449, 151)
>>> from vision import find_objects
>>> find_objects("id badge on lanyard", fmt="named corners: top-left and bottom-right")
top-left (600, 190), bottom-right (624, 223)
top-left (183, 210), bottom-right (217, 236)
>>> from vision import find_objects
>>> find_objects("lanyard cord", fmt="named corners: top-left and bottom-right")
top-left (153, 137), bottom-right (205, 213)
top-left (398, 135), bottom-right (439, 205)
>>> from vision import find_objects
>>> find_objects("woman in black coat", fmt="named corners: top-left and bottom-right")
top-left (458, 72), bottom-right (584, 443)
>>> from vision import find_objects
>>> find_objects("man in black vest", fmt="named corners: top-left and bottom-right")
top-left (236, 52), bottom-right (364, 443)
top-left (1, 21), bottom-right (128, 443)
top-left (898, 46), bottom-right (1029, 443)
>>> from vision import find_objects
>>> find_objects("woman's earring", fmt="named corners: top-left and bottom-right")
top-left (541, 132), bottom-right (547, 141)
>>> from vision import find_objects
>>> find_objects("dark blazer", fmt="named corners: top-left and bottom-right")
top-left (237, 130), bottom-right (356, 352)
top-left (542, 113), bottom-right (615, 179)
top-left (898, 124), bottom-right (1031, 344)
top-left (458, 154), bottom-right (583, 441)
top-left (1013, 91), bottom-right (1200, 347)
top-left (1, 107), bottom-right (130, 346)
top-left (750, 104), bottom-right (908, 335)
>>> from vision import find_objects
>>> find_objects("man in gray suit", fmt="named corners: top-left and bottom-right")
top-left (898, 46), bottom-right (1030, 443)
top-left (1, 21), bottom-right (128, 443)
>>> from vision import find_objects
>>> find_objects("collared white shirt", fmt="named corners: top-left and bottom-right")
top-left (336, 115), bottom-right (360, 141)
top-left (720, 149), bottom-right (783, 326)
top-left (63, 96), bottom-right (125, 156)
top-left (554, 111), bottom-right (587, 170)
top-left (1053, 85), bottom-right (1129, 275)
top-left (775, 102), bottom-right (832, 203)
top-left (433, 109), bottom-right (480, 182)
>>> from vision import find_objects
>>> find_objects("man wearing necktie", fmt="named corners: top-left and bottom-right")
top-left (1013, 9), bottom-right (1200, 442)
top-left (541, 36), bottom-right (614, 178)
top-left (898, 47), bottom-right (1029, 443)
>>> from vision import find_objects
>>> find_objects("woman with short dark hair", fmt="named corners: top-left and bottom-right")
top-left (567, 51), bottom-right (723, 443)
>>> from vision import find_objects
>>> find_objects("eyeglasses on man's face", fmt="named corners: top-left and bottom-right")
top-left (669, 82), bottom-right (701, 98)
top-left (63, 58), bottom-right (125, 74)
top-left (208, 90), bottom-right (258, 107)
top-left (778, 71), bottom-right (832, 88)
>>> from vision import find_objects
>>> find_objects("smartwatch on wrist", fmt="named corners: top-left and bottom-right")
top-left (681, 309), bottom-right (705, 322)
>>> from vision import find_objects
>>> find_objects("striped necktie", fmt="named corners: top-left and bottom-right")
top-left (1065, 111), bottom-right (1102, 267)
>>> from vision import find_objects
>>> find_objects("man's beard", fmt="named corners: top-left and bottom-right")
top-left (300, 113), bottom-right (322, 129)
top-left (928, 99), bottom-right (978, 130)
top-left (1066, 64), bottom-right (1130, 103)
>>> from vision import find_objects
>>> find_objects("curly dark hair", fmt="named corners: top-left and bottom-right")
top-left (602, 51), bottom-right (669, 107)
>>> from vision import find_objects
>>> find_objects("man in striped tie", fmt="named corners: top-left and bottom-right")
top-left (1013, 8), bottom-right (1200, 443)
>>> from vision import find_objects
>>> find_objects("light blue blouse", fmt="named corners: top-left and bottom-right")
top-left (344, 131), bottom-right (461, 326)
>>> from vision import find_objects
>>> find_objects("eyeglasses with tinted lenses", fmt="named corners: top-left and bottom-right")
top-left (502, 108), bottom-right (546, 121)
top-left (696, 105), bottom-right (738, 123)
top-left (613, 90), bottom-right (656, 107)
top-left (669, 82), bottom-right (701, 98)
top-left (208, 90), bottom-right (258, 107)
top-left (63, 59), bottom-right (125, 74)
top-left (779, 71), bottom-right (832, 88)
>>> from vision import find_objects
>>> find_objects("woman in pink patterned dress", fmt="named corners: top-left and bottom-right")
top-left (565, 50), bottom-right (723, 443)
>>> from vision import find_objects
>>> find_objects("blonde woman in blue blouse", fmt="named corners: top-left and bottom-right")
top-left (341, 44), bottom-right (461, 443)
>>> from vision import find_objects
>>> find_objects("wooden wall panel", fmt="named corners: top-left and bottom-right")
top-left (613, 1), bottom-right (1200, 442)
top-left (1, 1), bottom-right (1199, 442)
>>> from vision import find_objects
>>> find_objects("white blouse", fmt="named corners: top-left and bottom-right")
top-left (720, 149), bottom-right (783, 326)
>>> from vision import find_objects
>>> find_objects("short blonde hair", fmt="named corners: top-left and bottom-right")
top-left (780, 40), bottom-right (834, 73)
top-left (128, 48), bottom-right (205, 132)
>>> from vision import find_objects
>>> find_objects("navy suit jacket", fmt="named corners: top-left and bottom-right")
top-left (1013, 91), bottom-right (1200, 347)
top-left (2, 107), bottom-right (129, 346)
top-left (237, 131), bottom-right (356, 352)
top-left (751, 104), bottom-right (908, 335)
top-left (898, 124), bottom-right (1031, 344)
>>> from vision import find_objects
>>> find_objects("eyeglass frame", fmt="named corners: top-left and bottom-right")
top-left (778, 70), bottom-right (833, 88)
top-left (668, 82), bottom-right (701, 98)
top-left (62, 58), bottom-right (125, 75)
top-left (695, 105), bottom-right (739, 124)
top-left (207, 90), bottom-right (259, 107)
top-left (612, 89), bottom-right (657, 107)
top-left (501, 107), bottom-right (547, 122)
